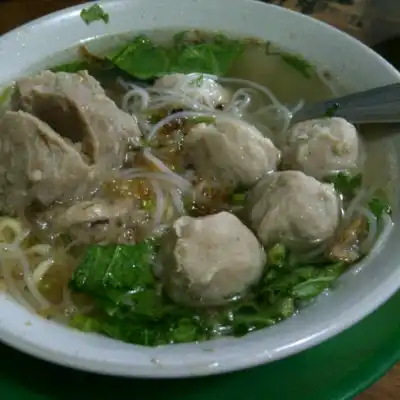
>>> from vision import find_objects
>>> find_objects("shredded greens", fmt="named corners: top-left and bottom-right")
top-left (326, 172), bottom-right (391, 218)
top-left (326, 172), bottom-right (363, 199)
top-left (368, 195), bottom-right (392, 218)
top-left (69, 242), bottom-right (349, 346)
top-left (80, 4), bottom-right (109, 25)
top-left (325, 102), bottom-right (340, 117)
top-left (265, 41), bottom-right (314, 78)
top-left (279, 53), bottom-right (313, 79)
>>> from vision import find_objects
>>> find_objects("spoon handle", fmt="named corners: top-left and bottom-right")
top-left (292, 83), bottom-right (400, 124)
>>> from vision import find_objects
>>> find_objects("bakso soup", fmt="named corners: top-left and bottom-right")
top-left (0, 30), bottom-right (394, 346)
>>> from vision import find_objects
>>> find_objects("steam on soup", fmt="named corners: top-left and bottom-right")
top-left (0, 30), bottom-right (394, 346)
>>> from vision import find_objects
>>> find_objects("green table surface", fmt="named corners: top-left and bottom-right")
top-left (1, 290), bottom-right (399, 400)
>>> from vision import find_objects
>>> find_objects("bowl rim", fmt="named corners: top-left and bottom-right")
top-left (0, 0), bottom-right (400, 378)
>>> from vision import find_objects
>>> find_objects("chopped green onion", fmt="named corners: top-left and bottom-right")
top-left (267, 244), bottom-right (287, 267)
top-left (141, 199), bottom-right (154, 211)
top-left (325, 102), bottom-right (340, 117)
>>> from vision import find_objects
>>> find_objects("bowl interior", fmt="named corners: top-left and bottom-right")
top-left (0, 0), bottom-right (399, 378)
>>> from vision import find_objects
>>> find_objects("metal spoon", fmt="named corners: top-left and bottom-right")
top-left (291, 82), bottom-right (400, 125)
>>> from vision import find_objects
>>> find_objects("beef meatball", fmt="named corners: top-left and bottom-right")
top-left (246, 171), bottom-right (340, 248)
top-left (184, 118), bottom-right (281, 187)
top-left (158, 211), bottom-right (266, 306)
top-left (281, 117), bottom-right (363, 179)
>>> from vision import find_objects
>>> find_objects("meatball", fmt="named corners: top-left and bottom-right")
top-left (153, 73), bottom-right (230, 109)
top-left (246, 171), bottom-right (340, 248)
top-left (158, 211), bottom-right (266, 306)
top-left (281, 117), bottom-right (363, 179)
top-left (184, 119), bottom-right (281, 187)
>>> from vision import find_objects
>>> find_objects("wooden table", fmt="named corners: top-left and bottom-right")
top-left (0, 1), bottom-right (399, 399)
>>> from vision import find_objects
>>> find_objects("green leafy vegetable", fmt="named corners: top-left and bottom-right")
top-left (326, 173), bottom-right (391, 218)
top-left (69, 243), bottom-right (215, 345)
top-left (325, 172), bottom-right (363, 199)
top-left (228, 186), bottom-right (248, 206)
top-left (231, 192), bottom-right (246, 205)
top-left (109, 36), bottom-right (170, 80)
top-left (261, 261), bottom-right (347, 304)
top-left (108, 33), bottom-right (244, 80)
top-left (368, 196), bottom-right (392, 218)
top-left (0, 86), bottom-right (12, 106)
top-left (69, 242), bottom-right (348, 346)
top-left (80, 4), bottom-right (109, 25)
top-left (71, 311), bottom-right (208, 346)
top-left (70, 242), bottom-right (161, 318)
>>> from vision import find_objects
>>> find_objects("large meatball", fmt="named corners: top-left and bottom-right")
top-left (281, 117), bottom-right (363, 179)
top-left (246, 171), bottom-right (340, 248)
top-left (153, 73), bottom-right (230, 109)
top-left (184, 119), bottom-right (281, 187)
top-left (158, 211), bottom-right (266, 306)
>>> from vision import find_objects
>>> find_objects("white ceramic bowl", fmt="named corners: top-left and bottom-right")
top-left (0, 0), bottom-right (399, 378)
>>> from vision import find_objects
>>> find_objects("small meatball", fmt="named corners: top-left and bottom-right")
top-left (158, 211), bottom-right (266, 306)
top-left (184, 119), bottom-right (281, 187)
top-left (246, 171), bottom-right (340, 248)
top-left (281, 117), bottom-right (363, 179)
top-left (153, 73), bottom-right (230, 109)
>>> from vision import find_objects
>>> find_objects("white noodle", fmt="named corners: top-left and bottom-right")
top-left (32, 258), bottom-right (54, 285)
top-left (217, 77), bottom-right (290, 111)
top-left (352, 213), bottom-right (394, 275)
top-left (119, 170), bottom-right (191, 192)
top-left (25, 244), bottom-right (52, 257)
top-left (149, 73), bottom-right (222, 111)
top-left (0, 252), bottom-right (33, 311)
top-left (170, 188), bottom-right (186, 215)
top-left (0, 218), bottom-right (24, 239)
top-left (142, 149), bottom-right (192, 191)
top-left (218, 77), bottom-right (293, 133)
top-left (18, 248), bottom-right (51, 309)
top-left (358, 207), bottom-right (378, 252)
top-left (148, 179), bottom-right (165, 227)
top-left (146, 110), bottom-right (216, 141)
top-left (224, 88), bottom-right (253, 117)
top-left (122, 87), bottom-right (150, 113)
top-left (148, 92), bottom-right (213, 112)
top-left (344, 186), bottom-right (376, 221)
top-left (117, 77), bottom-right (136, 91)
top-left (0, 243), bottom-right (51, 310)
top-left (290, 99), bottom-right (305, 116)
